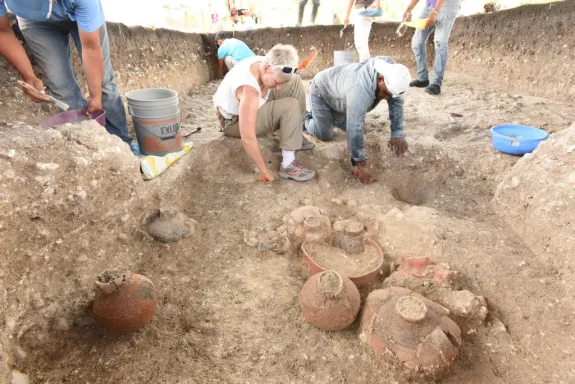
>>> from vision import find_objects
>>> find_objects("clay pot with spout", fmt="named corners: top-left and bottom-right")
top-left (300, 270), bottom-right (361, 331)
top-left (93, 271), bottom-right (158, 333)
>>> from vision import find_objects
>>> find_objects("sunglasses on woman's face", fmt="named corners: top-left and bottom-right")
top-left (272, 65), bottom-right (297, 74)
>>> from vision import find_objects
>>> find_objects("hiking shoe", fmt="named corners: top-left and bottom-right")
top-left (130, 143), bottom-right (143, 157)
top-left (300, 135), bottom-right (315, 151)
top-left (279, 160), bottom-right (316, 182)
top-left (409, 79), bottom-right (430, 88)
top-left (424, 84), bottom-right (441, 95)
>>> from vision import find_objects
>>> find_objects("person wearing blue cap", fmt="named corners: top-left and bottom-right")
top-left (215, 33), bottom-right (255, 78)
top-left (0, 0), bottom-right (140, 156)
top-left (304, 57), bottom-right (411, 184)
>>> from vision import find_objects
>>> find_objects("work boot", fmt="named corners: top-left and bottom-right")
top-left (409, 79), bottom-right (429, 88)
top-left (311, 3), bottom-right (319, 24)
top-left (424, 84), bottom-right (441, 95)
top-left (297, 4), bottom-right (305, 26)
top-left (299, 135), bottom-right (315, 150)
top-left (279, 160), bottom-right (316, 182)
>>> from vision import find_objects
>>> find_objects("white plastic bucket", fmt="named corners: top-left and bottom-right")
top-left (334, 50), bottom-right (356, 66)
top-left (126, 88), bottom-right (182, 156)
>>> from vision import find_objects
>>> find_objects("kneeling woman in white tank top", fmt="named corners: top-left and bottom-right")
top-left (213, 44), bottom-right (316, 183)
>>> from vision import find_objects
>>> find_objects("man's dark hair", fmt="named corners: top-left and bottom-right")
top-left (215, 33), bottom-right (228, 42)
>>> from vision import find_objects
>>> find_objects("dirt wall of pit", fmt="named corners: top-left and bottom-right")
top-left (231, 0), bottom-right (575, 101)
top-left (0, 19), bottom-right (213, 112)
top-left (492, 123), bottom-right (575, 297)
top-left (1, 0), bottom-right (573, 117)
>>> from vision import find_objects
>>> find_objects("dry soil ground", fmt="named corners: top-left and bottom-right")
top-left (1, 72), bottom-right (575, 384)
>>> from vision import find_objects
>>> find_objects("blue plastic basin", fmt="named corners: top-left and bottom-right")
top-left (358, 9), bottom-right (383, 17)
top-left (490, 124), bottom-right (548, 155)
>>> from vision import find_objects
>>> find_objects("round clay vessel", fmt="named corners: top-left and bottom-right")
top-left (359, 287), bottom-right (461, 377)
top-left (283, 206), bottom-right (331, 246)
top-left (300, 270), bottom-right (361, 331)
top-left (142, 207), bottom-right (196, 243)
top-left (93, 271), bottom-right (158, 333)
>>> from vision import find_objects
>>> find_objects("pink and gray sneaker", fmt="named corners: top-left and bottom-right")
top-left (279, 160), bottom-right (316, 182)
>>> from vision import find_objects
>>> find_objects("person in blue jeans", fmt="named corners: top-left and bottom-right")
top-left (215, 33), bottom-right (255, 78)
top-left (0, 0), bottom-right (140, 156)
top-left (304, 57), bottom-right (411, 184)
top-left (298, 0), bottom-right (320, 26)
top-left (403, 0), bottom-right (463, 95)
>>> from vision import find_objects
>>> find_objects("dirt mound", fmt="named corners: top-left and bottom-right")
top-left (0, 18), bottom-right (213, 124)
top-left (0, 120), bottom-right (141, 377)
top-left (492, 123), bottom-right (575, 295)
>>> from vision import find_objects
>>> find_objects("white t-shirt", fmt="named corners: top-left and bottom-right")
top-left (213, 56), bottom-right (269, 118)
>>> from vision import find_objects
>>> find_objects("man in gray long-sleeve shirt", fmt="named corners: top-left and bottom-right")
top-left (304, 57), bottom-right (411, 184)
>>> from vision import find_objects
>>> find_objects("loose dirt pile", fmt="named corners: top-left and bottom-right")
top-left (492, 123), bottom-right (575, 296)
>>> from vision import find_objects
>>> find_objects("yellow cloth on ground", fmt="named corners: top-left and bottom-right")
top-left (140, 142), bottom-right (193, 180)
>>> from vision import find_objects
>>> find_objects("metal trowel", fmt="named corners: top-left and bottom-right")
top-left (17, 80), bottom-right (69, 111)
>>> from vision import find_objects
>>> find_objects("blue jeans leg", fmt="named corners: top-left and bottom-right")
top-left (20, 21), bottom-right (86, 111)
top-left (432, 0), bottom-right (463, 86)
top-left (411, 6), bottom-right (434, 82)
top-left (70, 24), bottom-right (131, 143)
top-left (304, 94), bottom-right (335, 141)
top-left (21, 21), bottom-right (132, 144)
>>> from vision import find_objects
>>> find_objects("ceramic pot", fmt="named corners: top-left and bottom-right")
top-left (93, 271), bottom-right (158, 333)
top-left (283, 206), bottom-right (331, 247)
top-left (332, 220), bottom-right (365, 253)
top-left (359, 287), bottom-right (461, 377)
top-left (300, 270), bottom-right (360, 331)
top-left (142, 207), bottom-right (197, 243)
top-left (302, 238), bottom-right (385, 287)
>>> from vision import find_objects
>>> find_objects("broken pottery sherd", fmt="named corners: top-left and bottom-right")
top-left (387, 256), bottom-right (455, 285)
top-left (300, 270), bottom-right (361, 331)
top-left (386, 257), bottom-right (487, 325)
top-left (244, 226), bottom-right (291, 254)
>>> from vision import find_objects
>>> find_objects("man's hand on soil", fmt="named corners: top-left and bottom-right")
top-left (22, 77), bottom-right (50, 103)
top-left (388, 137), bottom-right (408, 157)
top-left (425, 11), bottom-right (438, 28)
top-left (86, 96), bottom-right (103, 114)
top-left (356, 161), bottom-right (373, 184)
